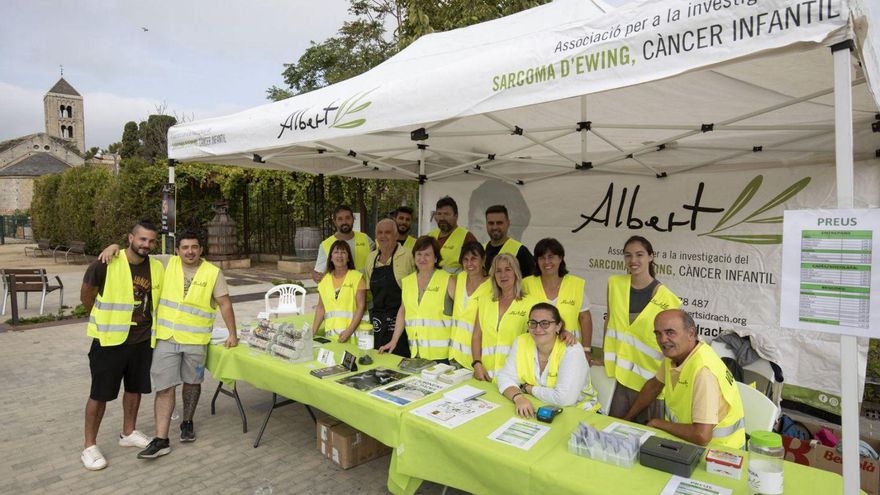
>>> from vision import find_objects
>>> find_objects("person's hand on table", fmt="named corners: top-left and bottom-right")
top-left (514, 395), bottom-right (535, 418)
top-left (559, 330), bottom-right (577, 346)
top-left (378, 341), bottom-right (395, 354)
top-left (338, 329), bottom-right (354, 343)
top-left (98, 244), bottom-right (120, 264)
top-left (224, 334), bottom-right (239, 348)
top-left (473, 362), bottom-right (491, 381)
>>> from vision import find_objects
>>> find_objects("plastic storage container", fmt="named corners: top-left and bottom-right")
top-left (747, 431), bottom-right (784, 495)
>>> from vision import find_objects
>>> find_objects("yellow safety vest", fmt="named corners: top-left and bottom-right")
top-left (449, 272), bottom-right (492, 368)
top-left (484, 238), bottom-right (523, 257)
top-left (515, 333), bottom-right (600, 411)
top-left (522, 274), bottom-right (586, 338)
top-left (402, 270), bottom-right (452, 360)
top-left (604, 274), bottom-right (681, 391)
top-left (156, 256), bottom-right (220, 345)
top-left (317, 270), bottom-right (371, 340)
top-left (86, 252), bottom-right (164, 347)
top-left (664, 342), bottom-right (746, 449)
top-left (429, 226), bottom-right (469, 272)
top-left (321, 231), bottom-right (371, 271)
top-left (477, 294), bottom-right (535, 379)
top-left (403, 236), bottom-right (416, 252)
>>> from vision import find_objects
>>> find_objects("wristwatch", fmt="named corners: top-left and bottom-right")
top-left (520, 383), bottom-right (528, 393)
top-left (471, 359), bottom-right (482, 368)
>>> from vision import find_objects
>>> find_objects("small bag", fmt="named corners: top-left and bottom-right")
top-left (639, 436), bottom-right (704, 477)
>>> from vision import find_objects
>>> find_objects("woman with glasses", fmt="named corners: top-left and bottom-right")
top-left (471, 253), bottom-right (536, 381)
top-left (523, 238), bottom-right (596, 364)
top-left (496, 303), bottom-right (599, 418)
top-left (379, 236), bottom-right (456, 362)
top-left (603, 235), bottom-right (681, 422)
top-left (449, 241), bottom-right (492, 369)
top-left (312, 240), bottom-right (371, 342)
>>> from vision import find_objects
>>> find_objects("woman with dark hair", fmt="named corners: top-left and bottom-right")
top-left (496, 303), bottom-right (599, 418)
top-left (449, 241), bottom-right (492, 368)
top-left (523, 238), bottom-right (595, 363)
top-left (603, 235), bottom-right (681, 422)
top-left (312, 240), bottom-right (371, 342)
top-left (379, 236), bottom-right (455, 361)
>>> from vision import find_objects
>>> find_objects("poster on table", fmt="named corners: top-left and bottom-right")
top-left (780, 209), bottom-right (879, 338)
top-left (423, 162), bottom-right (880, 409)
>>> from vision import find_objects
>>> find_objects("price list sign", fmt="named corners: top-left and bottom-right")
top-left (781, 209), bottom-right (880, 338)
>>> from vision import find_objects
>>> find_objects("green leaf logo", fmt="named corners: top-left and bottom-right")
top-left (699, 175), bottom-right (811, 244)
top-left (331, 88), bottom-right (375, 130)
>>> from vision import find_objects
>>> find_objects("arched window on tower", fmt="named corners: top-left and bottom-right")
top-left (67, 106), bottom-right (73, 118)
top-left (59, 105), bottom-right (65, 118)
top-left (68, 125), bottom-right (75, 138)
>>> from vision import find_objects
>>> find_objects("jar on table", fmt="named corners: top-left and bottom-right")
top-left (748, 431), bottom-right (785, 495)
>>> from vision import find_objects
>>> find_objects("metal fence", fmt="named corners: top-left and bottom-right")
top-left (0, 215), bottom-right (31, 244)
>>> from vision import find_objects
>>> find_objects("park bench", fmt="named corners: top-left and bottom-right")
top-left (1, 268), bottom-right (64, 319)
top-left (24, 239), bottom-right (63, 258)
top-left (54, 240), bottom-right (90, 264)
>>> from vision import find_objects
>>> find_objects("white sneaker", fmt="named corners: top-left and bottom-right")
top-left (118, 430), bottom-right (152, 448)
top-left (81, 445), bottom-right (107, 471)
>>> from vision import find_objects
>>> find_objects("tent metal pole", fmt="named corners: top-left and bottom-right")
top-left (832, 41), bottom-right (858, 495)
top-left (418, 147), bottom-right (426, 236)
top-left (580, 96), bottom-right (588, 165)
top-left (483, 113), bottom-right (578, 166)
top-left (166, 159), bottom-right (176, 255)
top-left (314, 141), bottom-right (419, 179)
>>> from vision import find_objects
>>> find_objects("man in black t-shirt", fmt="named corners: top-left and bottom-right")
top-left (483, 204), bottom-right (535, 276)
top-left (80, 221), bottom-right (162, 471)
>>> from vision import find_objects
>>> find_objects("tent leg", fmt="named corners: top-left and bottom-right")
top-left (832, 40), bottom-right (858, 495)
top-left (418, 148), bottom-right (426, 236)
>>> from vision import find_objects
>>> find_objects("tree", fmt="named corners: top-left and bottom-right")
top-left (84, 146), bottom-right (100, 160)
top-left (120, 121), bottom-right (141, 159)
top-left (139, 114), bottom-right (177, 162)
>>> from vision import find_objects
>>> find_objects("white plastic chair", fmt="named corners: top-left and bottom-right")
top-left (736, 381), bottom-right (779, 434)
top-left (264, 284), bottom-right (306, 317)
top-left (590, 365), bottom-right (617, 415)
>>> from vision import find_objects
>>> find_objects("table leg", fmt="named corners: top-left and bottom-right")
top-left (211, 382), bottom-right (248, 433)
top-left (252, 393), bottom-right (316, 448)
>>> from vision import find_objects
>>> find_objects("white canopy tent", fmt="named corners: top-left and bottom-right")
top-left (170, 0), bottom-right (879, 491)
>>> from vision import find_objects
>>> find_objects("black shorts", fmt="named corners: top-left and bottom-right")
top-left (88, 339), bottom-right (153, 401)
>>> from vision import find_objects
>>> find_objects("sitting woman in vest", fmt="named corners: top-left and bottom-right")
top-left (312, 240), bottom-right (371, 342)
top-left (471, 253), bottom-right (536, 381)
top-left (522, 238), bottom-right (596, 364)
top-left (449, 241), bottom-right (492, 369)
top-left (603, 235), bottom-right (681, 422)
top-left (378, 236), bottom-right (455, 362)
top-left (496, 303), bottom-right (600, 418)
top-left (623, 309), bottom-right (745, 449)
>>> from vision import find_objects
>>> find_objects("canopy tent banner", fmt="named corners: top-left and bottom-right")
top-left (421, 161), bottom-right (878, 402)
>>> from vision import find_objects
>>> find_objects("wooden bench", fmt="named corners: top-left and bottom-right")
top-left (1, 268), bottom-right (64, 319)
top-left (24, 239), bottom-right (62, 258)
top-left (54, 240), bottom-right (90, 264)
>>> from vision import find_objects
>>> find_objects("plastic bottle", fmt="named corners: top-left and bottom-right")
top-left (748, 431), bottom-right (784, 495)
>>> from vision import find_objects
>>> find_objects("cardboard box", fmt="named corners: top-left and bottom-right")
top-left (316, 416), bottom-right (342, 459)
top-left (780, 416), bottom-right (880, 495)
top-left (328, 422), bottom-right (392, 469)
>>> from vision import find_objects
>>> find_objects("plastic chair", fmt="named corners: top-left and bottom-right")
top-left (590, 365), bottom-right (617, 416)
top-left (737, 381), bottom-right (779, 434)
top-left (264, 284), bottom-right (306, 317)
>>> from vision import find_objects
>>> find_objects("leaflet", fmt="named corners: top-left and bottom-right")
top-left (602, 422), bottom-right (654, 446)
top-left (487, 418), bottom-right (550, 451)
top-left (659, 476), bottom-right (731, 495)
top-left (409, 397), bottom-right (499, 429)
top-left (369, 376), bottom-right (451, 406)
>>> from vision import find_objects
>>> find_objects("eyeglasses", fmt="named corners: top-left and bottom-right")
top-left (527, 319), bottom-right (557, 329)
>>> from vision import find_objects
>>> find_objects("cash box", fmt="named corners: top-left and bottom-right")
top-left (639, 436), bottom-right (705, 477)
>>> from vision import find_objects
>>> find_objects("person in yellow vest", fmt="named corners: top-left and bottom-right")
top-left (523, 238), bottom-right (596, 363)
top-left (80, 220), bottom-right (165, 471)
top-left (378, 236), bottom-right (456, 362)
top-left (311, 205), bottom-right (375, 283)
top-left (497, 303), bottom-right (600, 417)
top-left (470, 253), bottom-right (536, 381)
top-left (394, 206), bottom-right (417, 251)
top-left (364, 218), bottom-right (415, 357)
top-left (604, 236), bottom-right (681, 422)
top-left (623, 310), bottom-right (746, 449)
top-left (312, 240), bottom-right (371, 342)
top-left (95, 230), bottom-right (239, 460)
top-left (483, 204), bottom-right (535, 277)
top-left (428, 196), bottom-right (477, 273)
top-left (449, 241), bottom-right (492, 368)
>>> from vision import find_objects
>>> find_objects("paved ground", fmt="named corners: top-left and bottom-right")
top-left (0, 243), bottom-right (456, 495)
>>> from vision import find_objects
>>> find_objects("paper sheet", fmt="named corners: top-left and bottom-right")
top-left (409, 397), bottom-right (499, 429)
top-left (487, 418), bottom-right (550, 451)
top-left (659, 476), bottom-right (732, 495)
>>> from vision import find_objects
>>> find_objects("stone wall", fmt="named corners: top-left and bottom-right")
top-left (0, 177), bottom-right (35, 214)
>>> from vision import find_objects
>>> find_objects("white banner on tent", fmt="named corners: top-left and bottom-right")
top-left (423, 163), bottom-right (878, 396)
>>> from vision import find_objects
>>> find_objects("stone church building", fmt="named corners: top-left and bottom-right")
top-left (0, 78), bottom-right (87, 214)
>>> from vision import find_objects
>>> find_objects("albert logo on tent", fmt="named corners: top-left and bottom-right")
top-left (277, 88), bottom-right (376, 139)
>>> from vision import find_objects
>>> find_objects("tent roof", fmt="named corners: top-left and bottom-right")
top-left (169, 0), bottom-right (880, 182)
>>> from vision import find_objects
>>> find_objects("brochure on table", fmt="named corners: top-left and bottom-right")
top-left (337, 368), bottom-right (409, 391)
top-left (603, 422), bottom-right (655, 446)
top-left (369, 376), bottom-right (452, 406)
top-left (487, 418), bottom-right (550, 451)
top-left (409, 397), bottom-right (499, 429)
top-left (660, 475), bottom-right (731, 495)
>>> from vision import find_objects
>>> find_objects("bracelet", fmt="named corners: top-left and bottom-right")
top-left (471, 359), bottom-right (482, 368)
top-left (511, 392), bottom-right (523, 402)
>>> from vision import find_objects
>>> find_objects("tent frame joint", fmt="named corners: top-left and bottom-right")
top-left (411, 128), bottom-right (429, 141)
top-left (830, 40), bottom-right (855, 52)
top-left (511, 125), bottom-right (524, 136)
top-left (418, 174), bottom-right (427, 184)
top-left (753, 145), bottom-right (763, 152)
top-left (575, 161), bottom-right (593, 170)
top-left (656, 172), bottom-right (668, 179)
top-left (253, 154), bottom-right (265, 163)
top-left (701, 123), bottom-right (714, 133)
top-left (577, 121), bottom-right (592, 132)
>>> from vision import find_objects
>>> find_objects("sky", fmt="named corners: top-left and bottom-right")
top-left (0, 0), bottom-right (629, 151)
